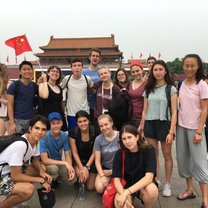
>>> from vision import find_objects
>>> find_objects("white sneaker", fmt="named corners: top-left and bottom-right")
top-left (156, 180), bottom-right (162, 191)
top-left (162, 183), bottom-right (171, 197)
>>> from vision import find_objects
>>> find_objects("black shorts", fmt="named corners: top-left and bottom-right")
top-left (144, 120), bottom-right (170, 142)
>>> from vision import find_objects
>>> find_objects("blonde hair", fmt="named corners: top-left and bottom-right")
top-left (98, 66), bottom-right (111, 75)
top-left (0, 63), bottom-right (9, 96)
top-left (98, 114), bottom-right (113, 124)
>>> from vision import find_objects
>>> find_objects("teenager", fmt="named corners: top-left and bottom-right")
top-left (69, 110), bottom-right (98, 190)
top-left (94, 114), bottom-right (120, 193)
top-left (113, 125), bottom-right (158, 208)
top-left (140, 60), bottom-right (177, 196)
top-left (0, 115), bottom-right (51, 208)
top-left (176, 54), bottom-right (208, 208)
top-left (40, 112), bottom-right (75, 189)
top-left (114, 68), bottom-right (130, 90)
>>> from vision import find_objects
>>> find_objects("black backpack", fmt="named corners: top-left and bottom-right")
top-left (108, 90), bottom-right (133, 130)
top-left (0, 135), bottom-right (29, 176)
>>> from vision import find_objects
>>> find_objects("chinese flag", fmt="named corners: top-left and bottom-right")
top-left (158, 52), bottom-right (161, 59)
top-left (6, 55), bottom-right (9, 63)
top-left (5, 35), bottom-right (32, 56)
top-left (139, 52), bottom-right (143, 58)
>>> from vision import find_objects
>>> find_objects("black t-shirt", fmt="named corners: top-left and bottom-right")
top-left (69, 126), bottom-right (96, 164)
top-left (112, 146), bottom-right (156, 188)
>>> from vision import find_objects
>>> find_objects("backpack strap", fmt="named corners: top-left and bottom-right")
top-left (65, 75), bottom-right (72, 106)
top-left (165, 84), bottom-right (172, 121)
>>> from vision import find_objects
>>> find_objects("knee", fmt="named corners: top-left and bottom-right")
top-left (143, 184), bottom-right (158, 204)
top-left (21, 183), bottom-right (35, 200)
top-left (47, 165), bottom-right (59, 179)
top-left (95, 182), bottom-right (105, 194)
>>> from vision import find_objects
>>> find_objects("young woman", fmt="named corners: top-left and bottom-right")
top-left (140, 60), bottom-right (177, 197)
top-left (0, 63), bottom-right (10, 136)
top-left (39, 66), bottom-right (67, 131)
top-left (128, 61), bottom-right (146, 128)
top-left (114, 68), bottom-right (130, 90)
top-left (112, 125), bottom-right (158, 208)
top-left (176, 54), bottom-right (208, 208)
top-left (94, 114), bottom-right (120, 193)
top-left (69, 110), bottom-right (98, 190)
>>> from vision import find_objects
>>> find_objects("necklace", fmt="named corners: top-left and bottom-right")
top-left (48, 82), bottom-right (56, 87)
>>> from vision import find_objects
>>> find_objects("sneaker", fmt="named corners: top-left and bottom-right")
top-left (156, 180), bottom-right (162, 191)
top-left (163, 183), bottom-right (171, 197)
top-left (51, 179), bottom-right (60, 190)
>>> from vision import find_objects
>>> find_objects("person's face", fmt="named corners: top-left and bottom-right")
top-left (29, 121), bottom-right (47, 142)
top-left (98, 117), bottom-right (113, 135)
top-left (130, 65), bottom-right (143, 80)
top-left (71, 62), bottom-right (83, 76)
top-left (20, 64), bottom-right (33, 80)
top-left (98, 68), bottom-right (111, 82)
top-left (117, 70), bottom-right (127, 83)
top-left (183, 57), bottom-right (199, 79)
top-left (48, 68), bottom-right (60, 81)
top-left (50, 119), bottom-right (63, 134)
top-left (89, 51), bottom-right (101, 66)
top-left (77, 116), bottom-right (89, 131)
top-left (147, 59), bottom-right (155, 70)
top-left (152, 64), bottom-right (166, 81)
top-left (121, 132), bottom-right (138, 152)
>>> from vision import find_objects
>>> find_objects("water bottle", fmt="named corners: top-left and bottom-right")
top-left (79, 182), bottom-right (86, 200)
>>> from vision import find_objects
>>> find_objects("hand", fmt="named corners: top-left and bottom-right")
top-left (65, 163), bottom-right (75, 181)
top-left (40, 172), bottom-right (52, 184)
top-left (194, 133), bottom-right (202, 144)
top-left (41, 72), bottom-right (47, 82)
top-left (82, 167), bottom-right (90, 182)
top-left (9, 123), bottom-right (17, 134)
top-left (42, 181), bottom-right (51, 193)
top-left (124, 199), bottom-right (134, 208)
top-left (103, 169), bottom-right (112, 177)
top-left (117, 189), bottom-right (129, 207)
top-left (100, 175), bottom-right (109, 187)
top-left (166, 134), bottom-right (174, 144)
top-left (143, 73), bottom-right (149, 82)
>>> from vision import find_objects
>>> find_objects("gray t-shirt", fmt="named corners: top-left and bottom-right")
top-left (143, 84), bottom-right (177, 121)
top-left (94, 133), bottom-right (120, 169)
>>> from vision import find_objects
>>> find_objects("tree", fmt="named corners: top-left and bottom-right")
top-left (167, 58), bottom-right (183, 74)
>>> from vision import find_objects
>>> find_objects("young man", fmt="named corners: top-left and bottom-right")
top-left (144, 56), bottom-right (157, 81)
top-left (62, 58), bottom-right (93, 130)
top-left (40, 112), bottom-right (75, 188)
top-left (82, 48), bottom-right (101, 123)
top-left (7, 61), bottom-right (38, 135)
top-left (0, 115), bottom-right (51, 208)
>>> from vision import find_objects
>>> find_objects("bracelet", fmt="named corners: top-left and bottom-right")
top-left (168, 131), bottom-right (175, 137)
top-left (100, 175), bottom-right (105, 178)
top-left (40, 177), bottom-right (48, 185)
top-left (128, 188), bottom-right (132, 195)
top-left (196, 132), bottom-right (202, 135)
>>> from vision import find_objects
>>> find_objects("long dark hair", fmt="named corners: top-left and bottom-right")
top-left (114, 68), bottom-right (130, 89)
top-left (75, 110), bottom-right (90, 122)
top-left (182, 54), bottom-right (206, 83)
top-left (119, 125), bottom-right (148, 153)
top-left (145, 60), bottom-right (175, 95)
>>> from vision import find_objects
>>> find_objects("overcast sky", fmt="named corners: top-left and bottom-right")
top-left (1, 0), bottom-right (208, 64)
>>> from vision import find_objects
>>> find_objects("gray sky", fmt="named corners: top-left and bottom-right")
top-left (1, 0), bottom-right (208, 64)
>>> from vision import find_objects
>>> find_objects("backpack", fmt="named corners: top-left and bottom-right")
top-left (146, 84), bottom-right (172, 121)
top-left (0, 135), bottom-right (29, 176)
top-left (65, 74), bottom-right (90, 106)
top-left (13, 80), bottom-right (39, 112)
top-left (108, 90), bottom-right (133, 130)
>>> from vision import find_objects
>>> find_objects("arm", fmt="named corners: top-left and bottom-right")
top-left (38, 81), bottom-right (49, 99)
top-left (166, 93), bottom-right (178, 144)
top-left (0, 95), bottom-right (8, 105)
top-left (64, 151), bottom-right (75, 180)
top-left (139, 97), bottom-right (148, 137)
top-left (7, 94), bottom-right (16, 134)
top-left (194, 99), bottom-right (208, 143)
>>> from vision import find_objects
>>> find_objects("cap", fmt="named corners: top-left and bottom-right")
top-left (130, 61), bottom-right (143, 69)
top-left (48, 112), bottom-right (62, 121)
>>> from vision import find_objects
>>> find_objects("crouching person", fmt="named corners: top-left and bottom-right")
top-left (40, 112), bottom-right (75, 189)
top-left (113, 125), bottom-right (158, 208)
top-left (0, 115), bottom-right (52, 208)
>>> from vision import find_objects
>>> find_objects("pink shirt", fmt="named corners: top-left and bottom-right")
top-left (178, 80), bottom-right (208, 129)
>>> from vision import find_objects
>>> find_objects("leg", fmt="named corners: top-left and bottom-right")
top-left (86, 173), bottom-right (96, 191)
top-left (95, 174), bottom-right (110, 194)
top-left (140, 183), bottom-right (158, 208)
top-left (0, 182), bottom-right (34, 208)
top-left (46, 165), bottom-right (59, 179)
top-left (199, 182), bottom-right (208, 207)
top-left (160, 141), bottom-right (173, 184)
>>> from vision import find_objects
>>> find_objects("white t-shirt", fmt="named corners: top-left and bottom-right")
top-left (178, 80), bottom-right (208, 129)
top-left (0, 134), bottom-right (40, 175)
top-left (62, 74), bottom-right (93, 116)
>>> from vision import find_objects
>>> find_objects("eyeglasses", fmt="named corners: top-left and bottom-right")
top-left (50, 70), bottom-right (60, 74)
top-left (117, 73), bottom-right (125, 77)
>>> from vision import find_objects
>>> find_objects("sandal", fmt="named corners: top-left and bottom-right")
top-left (177, 191), bottom-right (196, 201)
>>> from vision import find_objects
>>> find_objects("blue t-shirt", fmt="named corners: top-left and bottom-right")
top-left (40, 131), bottom-right (70, 160)
top-left (7, 81), bottom-right (37, 119)
top-left (83, 68), bottom-right (100, 109)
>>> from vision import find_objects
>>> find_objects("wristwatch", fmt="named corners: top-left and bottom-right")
top-left (85, 165), bottom-right (90, 170)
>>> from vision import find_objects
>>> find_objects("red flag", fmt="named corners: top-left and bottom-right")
top-left (131, 53), bottom-right (133, 59)
top-left (6, 55), bottom-right (9, 63)
top-left (5, 34), bottom-right (32, 56)
top-left (15, 56), bottom-right (17, 64)
top-left (139, 52), bottom-right (143, 58)
top-left (158, 52), bottom-right (161, 59)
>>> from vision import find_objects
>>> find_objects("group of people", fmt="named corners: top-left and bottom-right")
top-left (0, 48), bottom-right (208, 208)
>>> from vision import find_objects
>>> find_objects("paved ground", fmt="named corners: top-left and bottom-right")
top-left (28, 142), bottom-right (203, 208)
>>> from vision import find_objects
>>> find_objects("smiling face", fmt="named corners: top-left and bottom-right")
top-left (117, 70), bottom-right (127, 83)
top-left (50, 119), bottom-right (63, 135)
top-left (98, 117), bottom-right (113, 135)
top-left (29, 121), bottom-right (47, 142)
top-left (130, 65), bottom-right (143, 80)
top-left (183, 57), bottom-right (199, 79)
top-left (121, 132), bottom-right (138, 152)
top-left (77, 116), bottom-right (90, 131)
top-left (98, 67), bottom-right (111, 82)
top-left (47, 67), bottom-right (60, 81)
top-left (20, 64), bottom-right (33, 80)
top-left (152, 64), bottom-right (166, 81)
